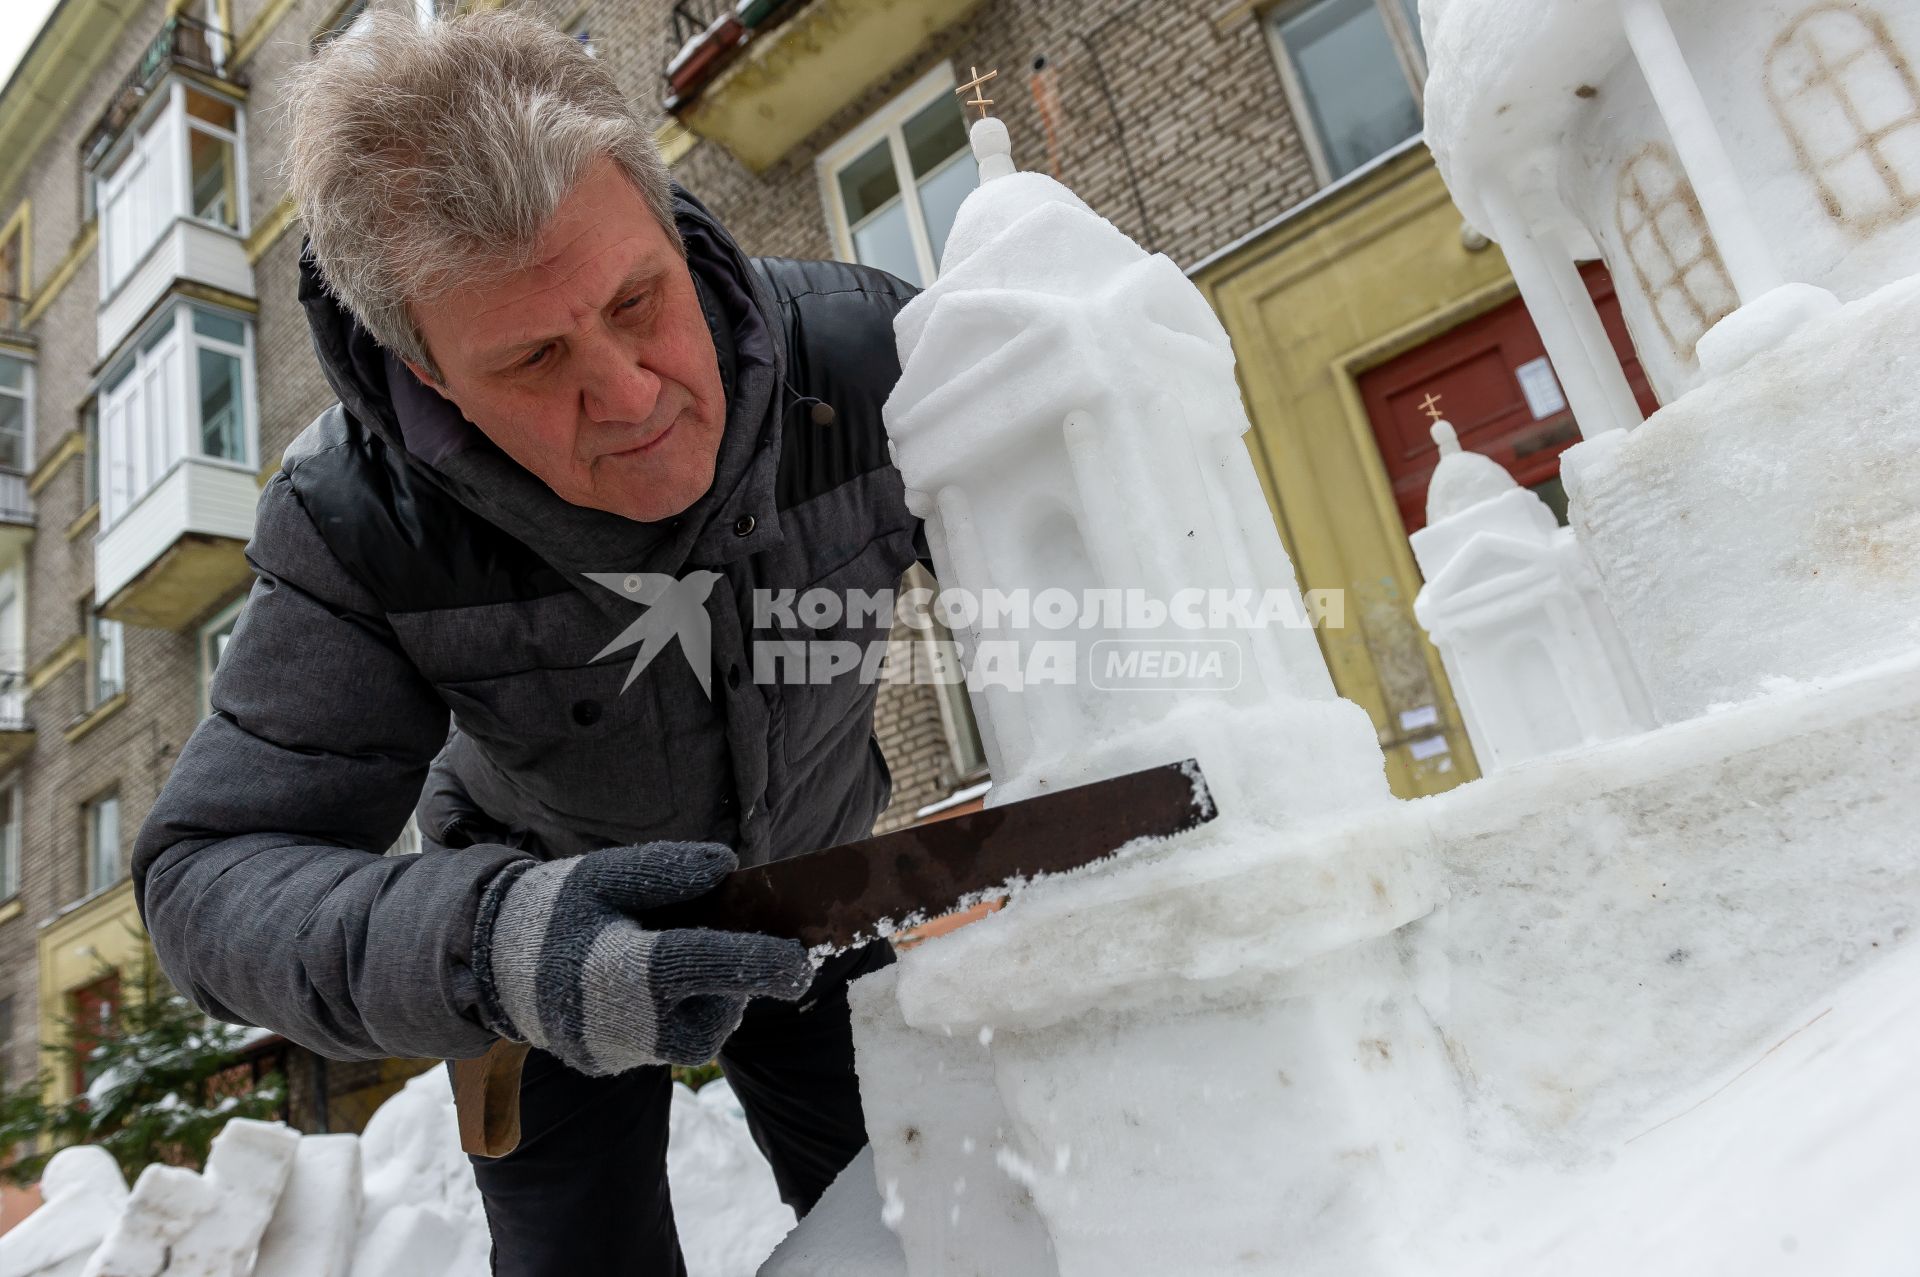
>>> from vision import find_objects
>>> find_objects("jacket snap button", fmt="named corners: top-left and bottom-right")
top-left (734, 514), bottom-right (756, 538)
top-left (727, 664), bottom-right (742, 690)
top-left (571, 699), bottom-right (602, 726)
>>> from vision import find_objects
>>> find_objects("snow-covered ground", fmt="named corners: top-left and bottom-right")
top-left (1, 1068), bottom-right (796, 1277)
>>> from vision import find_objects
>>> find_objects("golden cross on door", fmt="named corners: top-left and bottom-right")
top-left (956, 66), bottom-right (998, 121)
top-left (1419, 392), bottom-right (1445, 423)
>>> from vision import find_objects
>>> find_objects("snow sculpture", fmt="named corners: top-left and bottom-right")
top-left (1410, 419), bottom-right (1652, 770)
top-left (841, 114), bottom-right (1470, 1277)
top-left (1422, 0), bottom-right (1920, 719)
top-left (785, 26), bottom-right (1920, 1275)
top-left (883, 116), bottom-right (1388, 820)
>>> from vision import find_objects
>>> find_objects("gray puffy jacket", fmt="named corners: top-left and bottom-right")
top-left (132, 189), bottom-right (922, 1062)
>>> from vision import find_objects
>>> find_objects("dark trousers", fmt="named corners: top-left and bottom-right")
top-left (462, 941), bottom-right (892, 1276)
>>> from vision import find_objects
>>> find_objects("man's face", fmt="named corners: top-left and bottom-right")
top-left (406, 158), bottom-right (725, 523)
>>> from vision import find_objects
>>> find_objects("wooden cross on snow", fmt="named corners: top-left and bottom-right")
top-left (956, 66), bottom-right (998, 121)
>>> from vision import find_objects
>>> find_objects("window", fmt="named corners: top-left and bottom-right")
top-left (83, 399), bottom-right (100, 509)
top-left (820, 65), bottom-right (979, 287)
top-left (1615, 144), bottom-right (1737, 360)
top-left (0, 782), bottom-right (18, 903)
top-left (387, 817), bottom-right (422, 857)
top-left (84, 793), bottom-right (123, 896)
top-left (1766, 5), bottom-right (1920, 230)
top-left (1269, 0), bottom-right (1426, 183)
top-left (95, 81), bottom-right (246, 297)
top-left (0, 571), bottom-right (23, 732)
top-left (198, 597), bottom-right (242, 717)
top-left (99, 302), bottom-right (256, 527)
top-left (0, 354), bottom-right (29, 473)
top-left (89, 605), bottom-right (124, 708)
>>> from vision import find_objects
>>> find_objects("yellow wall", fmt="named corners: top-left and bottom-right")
top-left (1197, 147), bottom-right (1519, 798)
top-left (36, 883), bottom-right (148, 1102)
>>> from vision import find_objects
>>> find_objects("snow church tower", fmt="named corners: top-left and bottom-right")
top-left (1411, 417), bottom-right (1654, 770)
top-left (884, 115), bottom-right (1387, 819)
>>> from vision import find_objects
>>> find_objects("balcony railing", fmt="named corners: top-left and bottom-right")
top-left (82, 15), bottom-right (240, 170)
top-left (665, 0), bottom-right (809, 109)
top-left (0, 659), bottom-right (33, 739)
top-left (665, 0), bottom-right (986, 171)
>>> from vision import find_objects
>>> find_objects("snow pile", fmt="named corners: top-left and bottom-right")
top-left (2, 1069), bottom-right (795, 1277)
top-left (667, 1078), bottom-right (797, 1274)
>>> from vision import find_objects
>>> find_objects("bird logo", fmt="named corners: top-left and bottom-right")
top-left (585, 570), bottom-right (723, 697)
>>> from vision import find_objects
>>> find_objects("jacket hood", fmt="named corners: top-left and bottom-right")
top-left (296, 186), bottom-right (789, 579)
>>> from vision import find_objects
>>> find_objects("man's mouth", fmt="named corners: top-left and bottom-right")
top-left (605, 416), bottom-right (678, 459)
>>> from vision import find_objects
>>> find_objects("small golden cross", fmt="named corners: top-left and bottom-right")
top-left (1419, 392), bottom-right (1445, 423)
top-left (956, 66), bottom-right (998, 121)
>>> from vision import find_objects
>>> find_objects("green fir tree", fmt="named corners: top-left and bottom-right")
top-left (0, 949), bottom-right (285, 1186)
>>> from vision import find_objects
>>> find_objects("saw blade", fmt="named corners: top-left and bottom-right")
top-left (643, 759), bottom-right (1216, 952)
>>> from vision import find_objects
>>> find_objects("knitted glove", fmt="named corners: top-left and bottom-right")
top-left (472, 841), bottom-right (813, 1075)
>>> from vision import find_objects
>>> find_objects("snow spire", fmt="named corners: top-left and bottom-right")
top-left (1431, 419), bottom-right (1461, 455)
top-left (955, 66), bottom-right (1016, 182)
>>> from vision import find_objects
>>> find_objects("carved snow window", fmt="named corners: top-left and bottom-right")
top-left (1613, 144), bottom-right (1738, 360)
top-left (1766, 4), bottom-right (1920, 231)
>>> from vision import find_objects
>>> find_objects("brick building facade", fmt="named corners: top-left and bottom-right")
top-left (1, 0), bottom-right (1474, 1122)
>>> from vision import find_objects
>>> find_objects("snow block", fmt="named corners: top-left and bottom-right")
top-left (759, 1147), bottom-right (905, 1277)
top-left (0, 1146), bottom-right (128, 1277)
top-left (81, 1163), bottom-right (220, 1277)
top-left (1561, 276), bottom-right (1920, 720)
top-left (347, 1203), bottom-right (466, 1277)
top-left (165, 1118), bottom-right (301, 1276)
top-left (254, 1134), bottom-right (363, 1277)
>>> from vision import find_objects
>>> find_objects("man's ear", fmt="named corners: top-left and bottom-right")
top-left (403, 358), bottom-right (453, 401)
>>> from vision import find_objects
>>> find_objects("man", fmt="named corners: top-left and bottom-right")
top-left (132, 12), bottom-right (924, 1273)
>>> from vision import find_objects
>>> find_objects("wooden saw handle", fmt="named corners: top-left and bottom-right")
top-left (453, 1040), bottom-right (532, 1158)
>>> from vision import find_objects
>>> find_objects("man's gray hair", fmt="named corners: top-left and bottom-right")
top-left (280, 9), bottom-right (681, 381)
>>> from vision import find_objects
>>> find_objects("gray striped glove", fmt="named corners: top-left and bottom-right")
top-left (471, 841), bottom-right (813, 1075)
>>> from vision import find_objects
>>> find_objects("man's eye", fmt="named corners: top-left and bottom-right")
top-left (521, 344), bottom-right (553, 369)
top-left (617, 292), bottom-right (649, 313)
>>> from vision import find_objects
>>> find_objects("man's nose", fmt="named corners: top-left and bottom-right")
top-left (581, 349), bottom-right (663, 423)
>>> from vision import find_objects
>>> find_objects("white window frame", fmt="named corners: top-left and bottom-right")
top-left (94, 78), bottom-right (250, 300)
top-left (98, 301), bottom-right (259, 529)
top-left (1265, 0), bottom-right (1427, 188)
top-left (84, 791), bottom-right (123, 897)
top-left (89, 606), bottom-right (124, 709)
top-left (0, 779), bottom-right (19, 903)
top-left (0, 351), bottom-right (31, 476)
top-left (0, 566), bottom-right (24, 698)
top-left (817, 62), bottom-right (973, 288)
top-left (197, 595), bottom-right (243, 717)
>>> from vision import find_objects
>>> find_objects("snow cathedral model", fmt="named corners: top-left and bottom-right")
top-left (767, 3), bottom-right (1920, 1273)
top-left (11, 1), bottom-right (1920, 1272)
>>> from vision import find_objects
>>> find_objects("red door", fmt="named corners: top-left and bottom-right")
top-left (69, 973), bottom-right (122, 1097)
top-left (1359, 263), bottom-right (1660, 535)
